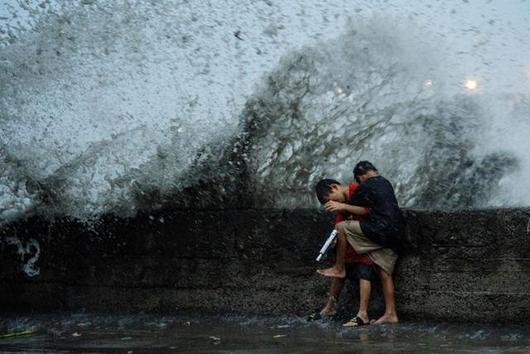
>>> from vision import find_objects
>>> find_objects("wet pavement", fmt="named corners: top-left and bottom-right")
top-left (1, 313), bottom-right (529, 353)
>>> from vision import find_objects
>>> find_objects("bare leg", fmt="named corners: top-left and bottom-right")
top-left (320, 278), bottom-right (345, 315)
top-left (373, 268), bottom-right (399, 324)
top-left (356, 279), bottom-right (371, 324)
top-left (343, 278), bottom-right (371, 327)
top-left (317, 229), bottom-right (347, 278)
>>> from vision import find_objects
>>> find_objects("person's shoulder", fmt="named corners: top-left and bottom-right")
top-left (348, 182), bottom-right (360, 192)
top-left (378, 175), bottom-right (395, 187)
top-left (348, 182), bottom-right (365, 198)
top-left (364, 175), bottom-right (381, 184)
top-left (370, 175), bottom-right (388, 184)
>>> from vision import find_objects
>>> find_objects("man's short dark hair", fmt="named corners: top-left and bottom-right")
top-left (353, 161), bottom-right (378, 183)
top-left (315, 178), bottom-right (340, 204)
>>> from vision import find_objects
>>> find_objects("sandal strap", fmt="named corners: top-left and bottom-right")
top-left (343, 316), bottom-right (366, 327)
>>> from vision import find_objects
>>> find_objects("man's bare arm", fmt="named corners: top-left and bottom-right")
top-left (324, 201), bottom-right (369, 216)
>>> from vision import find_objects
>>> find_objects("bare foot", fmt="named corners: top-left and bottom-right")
top-left (319, 308), bottom-right (337, 317)
top-left (372, 313), bottom-right (399, 325)
top-left (316, 267), bottom-right (346, 278)
top-left (320, 296), bottom-right (337, 316)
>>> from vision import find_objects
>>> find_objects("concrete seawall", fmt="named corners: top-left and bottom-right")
top-left (1, 208), bottom-right (530, 322)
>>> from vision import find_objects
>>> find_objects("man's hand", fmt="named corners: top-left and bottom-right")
top-left (324, 200), bottom-right (345, 212)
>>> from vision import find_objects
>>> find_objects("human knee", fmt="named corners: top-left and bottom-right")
top-left (359, 279), bottom-right (372, 288)
top-left (335, 221), bottom-right (347, 234)
top-left (378, 268), bottom-right (391, 280)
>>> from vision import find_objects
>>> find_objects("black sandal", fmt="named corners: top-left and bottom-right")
top-left (307, 310), bottom-right (338, 322)
top-left (343, 316), bottom-right (368, 327)
top-left (307, 311), bottom-right (322, 322)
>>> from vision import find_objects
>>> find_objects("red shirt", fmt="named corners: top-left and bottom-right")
top-left (335, 183), bottom-right (373, 265)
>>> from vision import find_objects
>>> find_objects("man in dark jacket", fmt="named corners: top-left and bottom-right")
top-left (317, 161), bottom-right (404, 324)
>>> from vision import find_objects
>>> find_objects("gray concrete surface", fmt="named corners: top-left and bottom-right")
top-left (1, 208), bottom-right (530, 322)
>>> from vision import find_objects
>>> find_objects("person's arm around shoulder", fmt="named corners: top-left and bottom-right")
top-left (324, 201), bottom-right (369, 216)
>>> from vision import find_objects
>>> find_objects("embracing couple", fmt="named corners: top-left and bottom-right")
top-left (312, 161), bottom-right (404, 327)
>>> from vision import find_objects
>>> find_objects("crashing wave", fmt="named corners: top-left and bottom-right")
top-left (0, 3), bottom-right (528, 224)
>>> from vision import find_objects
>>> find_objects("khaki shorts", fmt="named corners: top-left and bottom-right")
top-left (336, 220), bottom-right (398, 275)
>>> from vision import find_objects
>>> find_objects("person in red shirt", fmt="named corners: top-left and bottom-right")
top-left (317, 162), bottom-right (401, 326)
top-left (310, 179), bottom-right (376, 326)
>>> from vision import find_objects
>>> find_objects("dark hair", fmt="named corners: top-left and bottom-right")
top-left (315, 178), bottom-right (341, 204)
top-left (353, 161), bottom-right (378, 183)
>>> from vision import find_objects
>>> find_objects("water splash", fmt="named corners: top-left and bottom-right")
top-left (0, 0), bottom-right (241, 222)
top-left (239, 19), bottom-right (519, 209)
top-left (1, 2), bottom-right (529, 224)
